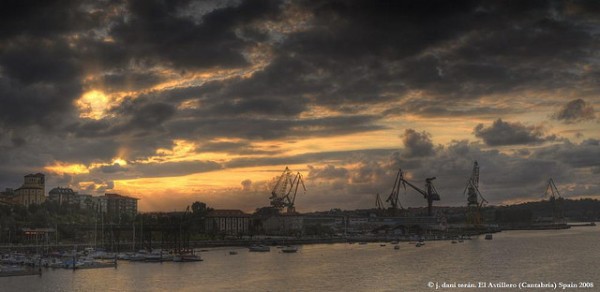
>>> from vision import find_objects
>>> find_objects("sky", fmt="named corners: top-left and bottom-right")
top-left (0, 0), bottom-right (599, 213)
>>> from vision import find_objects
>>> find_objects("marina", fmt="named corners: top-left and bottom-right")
top-left (0, 227), bottom-right (597, 291)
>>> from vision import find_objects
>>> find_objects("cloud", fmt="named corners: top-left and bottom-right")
top-left (0, 0), bottom-right (599, 212)
top-left (401, 129), bottom-right (435, 157)
top-left (131, 160), bottom-right (222, 178)
top-left (108, 0), bottom-right (281, 70)
top-left (241, 179), bottom-right (252, 191)
top-left (98, 163), bottom-right (128, 174)
top-left (307, 164), bottom-right (349, 181)
top-left (197, 140), bottom-right (282, 155)
top-left (532, 139), bottom-right (600, 169)
top-left (552, 99), bottom-right (596, 124)
top-left (473, 119), bottom-right (557, 146)
top-left (225, 148), bottom-right (394, 169)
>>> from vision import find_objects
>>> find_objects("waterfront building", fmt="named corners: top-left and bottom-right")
top-left (95, 195), bottom-right (108, 213)
top-left (105, 193), bottom-right (138, 219)
top-left (262, 214), bottom-right (304, 236)
top-left (0, 188), bottom-right (15, 206)
top-left (13, 173), bottom-right (46, 206)
top-left (205, 209), bottom-right (251, 236)
top-left (20, 228), bottom-right (56, 244)
top-left (78, 193), bottom-right (108, 212)
top-left (48, 187), bottom-right (79, 205)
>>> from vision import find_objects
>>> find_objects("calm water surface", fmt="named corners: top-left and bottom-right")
top-left (1, 227), bottom-right (598, 291)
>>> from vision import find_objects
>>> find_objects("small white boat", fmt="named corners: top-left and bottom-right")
top-left (415, 242), bottom-right (425, 247)
top-left (394, 245), bottom-right (400, 250)
top-left (281, 246), bottom-right (298, 253)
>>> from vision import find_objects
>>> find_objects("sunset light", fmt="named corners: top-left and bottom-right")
top-left (75, 90), bottom-right (110, 120)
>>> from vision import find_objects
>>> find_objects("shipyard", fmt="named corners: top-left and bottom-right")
top-left (0, 162), bottom-right (597, 279)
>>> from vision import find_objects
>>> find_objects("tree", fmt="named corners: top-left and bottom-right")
top-left (191, 201), bottom-right (208, 216)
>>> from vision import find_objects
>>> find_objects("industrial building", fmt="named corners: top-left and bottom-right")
top-left (205, 209), bottom-right (251, 236)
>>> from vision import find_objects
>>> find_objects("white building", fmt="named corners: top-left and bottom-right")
top-left (206, 210), bottom-right (251, 236)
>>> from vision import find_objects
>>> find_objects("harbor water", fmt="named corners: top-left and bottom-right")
top-left (1, 226), bottom-right (598, 291)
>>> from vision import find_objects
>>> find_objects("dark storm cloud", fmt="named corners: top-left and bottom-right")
top-left (383, 97), bottom-right (518, 118)
top-left (0, 38), bottom-right (83, 130)
top-left (127, 102), bottom-right (177, 129)
top-left (50, 137), bottom-right (121, 165)
top-left (68, 0), bottom-right (599, 149)
top-left (207, 96), bottom-right (308, 117)
top-left (0, 1), bottom-right (105, 131)
top-left (473, 119), bottom-right (557, 146)
top-left (552, 99), bottom-right (596, 124)
top-left (0, 77), bottom-right (81, 129)
top-left (109, 0), bottom-right (280, 69)
top-left (0, 39), bottom-right (81, 85)
top-left (0, 0), bottom-right (97, 39)
top-left (67, 100), bottom-right (177, 140)
top-left (167, 115), bottom-right (384, 141)
top-left (401, 129), bottom-right (436, 158)
top-left (275, 0), bottom-right (598, 105)
top-left (532, 139), bottom-right (600, 169)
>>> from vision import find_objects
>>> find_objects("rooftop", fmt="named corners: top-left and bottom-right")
top-left (207, 209), bottom-right (250, 217)
top-left (105, 193), bottom-right (139, 200)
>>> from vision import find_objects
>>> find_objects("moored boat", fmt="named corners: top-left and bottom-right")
top-left (173, 253), bottom-right (203, 262)
top-left (249, 245), bottom-right (270, 252)
top-left (281, 246), bottom-right (298, 253)
top-left (0, 265), bottom-right (41, 277)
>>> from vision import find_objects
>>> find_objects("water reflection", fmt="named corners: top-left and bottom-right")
top-left (1, 227), bottom-right (597, 291)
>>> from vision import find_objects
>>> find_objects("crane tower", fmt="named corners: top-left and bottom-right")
top-left (269, 167), bottom-right (306, 214)
top-left (387, 169), bottom-right (440, 216)
top-left (543, 178), bottom-right (564, 221)
top-left (464, 161), bottom-right (487, 227)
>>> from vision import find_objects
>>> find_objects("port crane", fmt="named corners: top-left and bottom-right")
top-left (463, 161), bottom-right (487, 227)
top-left (543, 178), bottom-right (564, 220)
top-left (375, 193), bottom-right (384, 210)
top-left (385, 170), bottom-right (405, 215)
top-left (269, 166), bottom-right (306, 214)
top-left (387, 169), bottom-right (440, 216)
